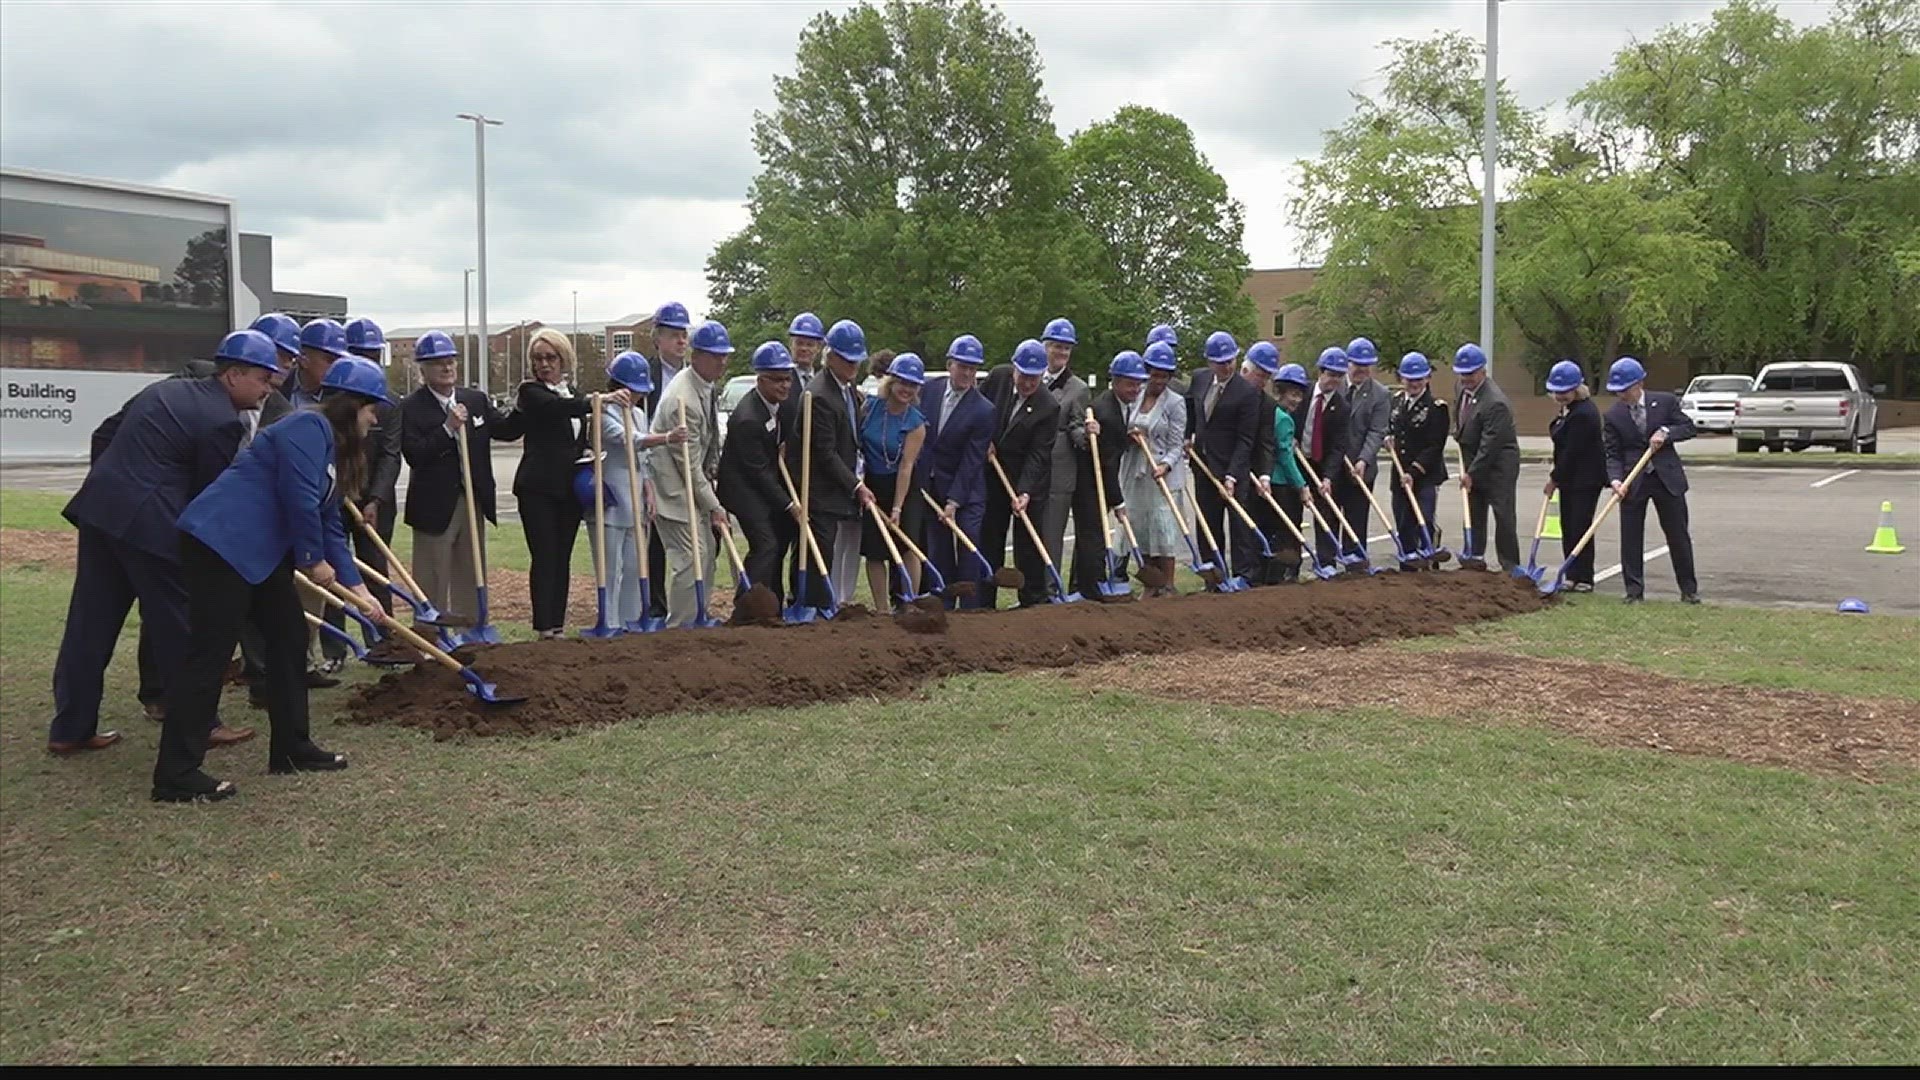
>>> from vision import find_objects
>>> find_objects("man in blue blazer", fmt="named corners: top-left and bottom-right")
top-left (1601, 357), bottom-right (1699, 604)
top-left (917, 334), bottom-right (996, 608)
top-left (48, 330), bottom-right (281, 754)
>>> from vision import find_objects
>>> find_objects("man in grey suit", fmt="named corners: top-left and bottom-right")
top-left (1340, 337), bottom-right (1392, 560)
top-left (1451, 343), bottom-right (1521, 569)
top-left (1036, 318), bottom-right (1089, 570)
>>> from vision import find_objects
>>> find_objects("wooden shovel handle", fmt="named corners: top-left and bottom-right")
top-left (986, 446), bottom-right (1059, 572)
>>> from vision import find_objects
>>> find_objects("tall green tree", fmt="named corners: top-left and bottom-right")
top-left (1572, 0), bottom-right (1920, 370)
top-left (1060, 105), bottom-right (1256, 364)
top-left (707, 0), bottom-right (1104, 362)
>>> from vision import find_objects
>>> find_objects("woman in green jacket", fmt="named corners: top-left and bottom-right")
top-left (1263, 363), bottom-right (1313, 581)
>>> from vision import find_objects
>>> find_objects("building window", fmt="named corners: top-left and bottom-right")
top-left (1272, 312), bottom-right (1285, 337)
top-left (611, 332), bottom-right (632, 351)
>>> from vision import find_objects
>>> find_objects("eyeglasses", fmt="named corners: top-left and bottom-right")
top-left (530, 351), bottom-right (561, 362)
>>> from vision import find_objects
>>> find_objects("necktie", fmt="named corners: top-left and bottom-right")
top-left (241, 409), bottom-right (259, 448)
top-left (1310, 394), bottom-right (1326, 459)
top-left (1633, 402), bottom-right (1647, 434)
top-left (1458, 389), bottom-right (1475, 432)
top-left (1206, 380), bottom-right (1223, 421)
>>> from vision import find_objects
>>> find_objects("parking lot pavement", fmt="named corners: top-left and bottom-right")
top-left (7, 449), bottom-right (1916, 616)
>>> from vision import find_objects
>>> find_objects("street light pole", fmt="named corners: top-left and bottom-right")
top-left (572, 290), bottom-right (579, 360)
top-left (1480, 0), bottom-right (1499, 367)
top-left (457, 112), bottom-right (503, 394)
top-left (462, 267), bottom-right (474, 386)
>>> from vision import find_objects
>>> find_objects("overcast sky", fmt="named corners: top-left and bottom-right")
top-left (1, 0), bottom-right (1834, 332)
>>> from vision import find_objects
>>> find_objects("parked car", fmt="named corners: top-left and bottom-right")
top-left (1679, 374), bottom-right (1752, 433)
top-left (1733, 362), bottom-right (1880, 454)
top-left (715, 374), bottom-right (757, 434)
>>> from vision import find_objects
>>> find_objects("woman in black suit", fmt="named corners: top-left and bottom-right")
top-left (512, 328), bottom-right (631, 637)
top-left (1543, 360), bottom-right (1605, 593)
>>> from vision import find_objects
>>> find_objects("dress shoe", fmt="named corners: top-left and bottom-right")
top-left (47, 731), bottom-right (122, 755)
top-left (1681, 593), bottom-right (1702, 605)
top-left (305, 668), bottom-right (341, 689)
top-left (207, 723), bottom-right (257, 748)
top-left (152, 770), bottom-right (237, 804)
top-left (1569, 582), bottom-right (1594, 594)
top-left (1623, 594), bottom-right (1645, 604)
top-left (143, 702), bottom-right (166, 723)
top-left (269, 742), bottom-right (349, 774)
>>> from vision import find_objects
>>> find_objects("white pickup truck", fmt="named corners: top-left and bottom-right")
top-left (1733, 362), bottom-right (1880, 454)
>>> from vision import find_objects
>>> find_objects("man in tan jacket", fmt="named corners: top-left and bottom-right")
top-left (648, 320), bottom-right (732, 627)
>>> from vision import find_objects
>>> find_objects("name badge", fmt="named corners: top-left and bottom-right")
top-left (473, 416), bottom-right (485, 429)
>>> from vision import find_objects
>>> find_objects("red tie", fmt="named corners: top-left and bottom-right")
top-left (1310, 394), bottom-right (1326, 459)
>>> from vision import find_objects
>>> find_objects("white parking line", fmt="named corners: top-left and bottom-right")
top-left (1595, 545), bottom-right (1669, 584)
top-left (1810, 469), bottom-right (1860, 489)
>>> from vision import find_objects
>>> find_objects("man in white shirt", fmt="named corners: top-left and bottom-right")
top-left (648, 320), bottom-right (733, 627)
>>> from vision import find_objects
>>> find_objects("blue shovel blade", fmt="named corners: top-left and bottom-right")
top-left (459, 667), bottom-right (527, 706)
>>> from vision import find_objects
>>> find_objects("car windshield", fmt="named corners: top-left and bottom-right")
top-left (1690, 377), bottom-right (1751, 393)
top-left (717, 376), bottom-right (756, 412)
top-left (1757, 368), bottom-right (1851, 392)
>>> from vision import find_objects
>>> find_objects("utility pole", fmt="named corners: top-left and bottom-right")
top-left (1480, 0), bottom-right (1499, 366)
top-left (462, 267), bottom-right (474, 386)
top-left (457, 113), bottom-right (503, 393)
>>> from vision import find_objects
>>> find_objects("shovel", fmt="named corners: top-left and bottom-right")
top-left (716, 514), bottom-right (752, 593)
top-left (302, 572), bottom-right (527, 707)
top-left (921, 489), bottom-right (997, 585)
top-left (350, 557), bottom-right (459, 650)
top-left (303, 611), bottom-right (416, 668)
top-left (879, 503), bottom-right (949, 598)
top-left (1514, 493), bottom-right (1553, 584)
top-left (1186, 484), bottom-right (1248, 591)
top-left (294, 573), bottom-right (387, 648)
top-left (452, 421), bottom-right (504, 645)
top-left (1385, 440), bottom-right (1448, 568)
top-left (1254, 483), bottom-right (1336, 580)
top-left (1295, 447), bottom-right (1375, 571)
top-left (1134, 432), bottom-right (1219, 586)
top-left (343, 500), bottom-right (453, 629)
top-left (677, 399), bottom-right (721, 628)
top-left (1113, 507), bottom-right (1161, 590)
top-left (1084, 408), bottom-right (1131, 599)
top-left (1540, 445), bottom-right (1655, 597)
top-left (621, 401), bottom-right (666, 633)
top-left (578, 394), bottom-right (624, 639)
top-left (868, 501), bottom-right (920, 606)
top-left (988, 446), bottom-right (1080, 603)
top-left (1455, 446), bottom-right (1486, 570)
top-left (1188, 446), bottom-right (1276, 580)
top-left (778, 453), bottom-right (838, 621)
top-left (1344, 458), bottom-right (1411, 573)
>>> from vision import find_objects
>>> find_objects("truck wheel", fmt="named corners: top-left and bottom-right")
top-left (1766, 442), bottom-right (1784, 454)
top-left (1736, 438), bottom-right (1759, 453)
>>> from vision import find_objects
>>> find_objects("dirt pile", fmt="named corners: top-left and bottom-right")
top-left (347, 572), bottom-right (1550, 740)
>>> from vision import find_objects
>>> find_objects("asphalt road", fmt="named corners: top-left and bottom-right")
top-left (6, 439), bottom-right (1916, 616)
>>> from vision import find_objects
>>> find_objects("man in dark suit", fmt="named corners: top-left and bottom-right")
top-left (1340, 337), bottom-right (1392, 561)
top-left (978, 340), bottom-right (1060, 608)
top-left (399, 330), bottom-right (523, 625)
top-left (780, 313), bottom-right (826, 601)
top-left (1239, 344), bottom-right (1284, 583)
top-left (720, 342), bottom-right (799, 604)
top-left (1602, 357), bottom-right (1700, 604)
top-left (1451, 343), bottom-right (1521, 570)
top-left (785, 319), bottom-right (873, 609)
top-left (643, 301), bottom-right (693, 619)
top-left (1186, 332), bottom-right (1260, 580)
top-left (917, 335), bottom-right (996, 608)
top-left (48, 330), bottom-right (280, 754)
top-left (1079, 360), bottom-right (1131, 596)
top-left (1035, 319), bottom-right (1088, 573)
top-left (1297, 348), bottom-right (1354, 566)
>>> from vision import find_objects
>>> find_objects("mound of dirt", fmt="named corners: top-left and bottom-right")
top-left (895, 604), bottom-right (949, 635)
top-left (729, 584), bottom-right (782, 627)
top-left (347, 573), bottom-right (1551, 740)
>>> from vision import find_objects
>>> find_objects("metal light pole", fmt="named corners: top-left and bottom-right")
top-left (572, 290), bottom-right (579, 360)
top-left (457, 113), bottom-right (503, 394)
top-left (1480, 0), bottom-right (1499, 367)
top-left (462, 267), bottom-right (474, 386)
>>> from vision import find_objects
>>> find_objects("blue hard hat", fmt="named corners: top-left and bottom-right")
top-left (572, 461), bottom-right (615, 513)
top-left (1398, 352), bottom-right (1432, 380)
top-left (1246, 341), bottom-right (1281, 375)
top-left (946, 334), bottom-right (984, 365)
top-left (1545, 360), bottom-right (1584, 394)
top-left (750, 341), bottom-right (794, 373)
top-left (888, 353), bottom-right (927, 385)
top-left (608, 350), bottom-right (655, 393)
top-left (320, 356), bottom-right (392, 405)
top-left (690, 320), bottom-right (735, 355)
top-left (787, 312), bottom-right (825, 340)
top-left (1146, 323), bottom-right (1178, 348)
top-left (300, 318), bottom-right (349, 357)
top-left (826, 319), bottom-right (868, 363)
top-left (1346, 337), bottom-right (1379, 365)
top-left (1042, 317), bottom-right (1077, 345)
top-left (344, 317), bottom-right (385, 353)
top-left (1204, 331), bottom-right (1240, 363)
top-left (1836, 597), bottom-right (1870, 614)
top-left (215, 329), bottom-right (283, 372)
top-left (414, 330), bottom-right (458, 361)
top-left (1453, 343), bottom-right (1488, 374)
top-left (1275, 363), bottom-right (1310, 389)
top-left (1109, 350), bottom-right (1147, 381)
top-left (248, 313), bottom-right (302, 359)
top-left (1143, 341), bottom-right (1178, 371)
top-left (654, 301), bottom-right (691, 330)
top-left (1605, 356), bottom-right (1647, 393)
top-left (1011, 339), bottom-right (1048, 376)
top-left (1317, 346), bottom-right (1349, 374)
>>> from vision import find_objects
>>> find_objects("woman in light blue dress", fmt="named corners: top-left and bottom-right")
top-left (1120, 341), bottom-right (1190, 596)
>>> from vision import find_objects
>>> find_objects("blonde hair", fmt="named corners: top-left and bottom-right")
top-left (527, 327), bottom-right (576, 372)
top-left (1572, 383), bottom-right (1592, 401)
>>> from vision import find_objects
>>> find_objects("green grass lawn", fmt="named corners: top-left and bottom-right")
top-left (2, 490), bottom-right (1916, 1063)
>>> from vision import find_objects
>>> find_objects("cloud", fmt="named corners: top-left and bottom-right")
top-left (1, 0), bottom-right (1836, 328)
